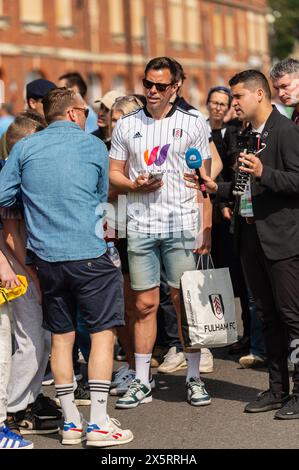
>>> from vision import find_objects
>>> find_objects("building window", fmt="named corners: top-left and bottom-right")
top-left (0, 78), bottom-right (5, 105)
top-left (185, 0), bottom-right (201, 48)
top-left (0, 0), bottom-right (3, 15)
top-left (55, 0), bottom-right (73, 36)
top-left (88, 74), bottom-right (102, 105)
top-left (131, 0), bottom-right (144, 40)
top-left (169, 0), bottom-right (184, 48)
top-left (20, 0), bottom-right (43, 23)
top-left (25, 70), bottom-right (44, 85)
top-left (109, 0), bottom-right (125, 40)
top-left (247, 11), bottom-right (256, 53)
top-left (225, 12), bottom-right (234, 50)
top-left (112, 76), bottom-right (126, 94)
top-left (258, 15), bottom-right (268, 54)
top-left (189, 77), bottom-right (200, 109)
top-left (213, 9), bottom-right (223, 49)
top-left (20, 0), bottom-right (47, 33)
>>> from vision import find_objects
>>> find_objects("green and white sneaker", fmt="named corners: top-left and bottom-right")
top-left (186, 377), bottom-right (211, 406)
top-left (115, 378), bottom-right (152, 409)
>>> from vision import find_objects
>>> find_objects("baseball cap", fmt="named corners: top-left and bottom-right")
top-left (95, 90), bottom-right (124, 110)
top-left (26, 79), bottom-right (57, 100)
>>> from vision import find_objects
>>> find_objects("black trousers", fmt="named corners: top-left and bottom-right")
top-left (212, 218), bottom-right (251, 337)
top-left (240, 220), bottom-right (299, 396)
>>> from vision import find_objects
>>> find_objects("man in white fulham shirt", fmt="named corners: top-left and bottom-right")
top-left (109, 57), bottom-right (212, 408)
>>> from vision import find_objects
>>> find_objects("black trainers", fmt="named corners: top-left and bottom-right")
top-left (244, 389), bottom-right (288, 413)
top-left (74, 382), bottom-right (90, 405)
top-left (33, 393), bottom-right (62, 419)
top-left (16, 407), bottom-right (60, 435)
top-left (274, 394), bottom-right (299, 419)
top-left (54, 381), bottom-right (91, 407)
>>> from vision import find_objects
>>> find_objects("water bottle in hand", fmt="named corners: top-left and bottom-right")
top-left (107, 242), bottom-right (122, 268)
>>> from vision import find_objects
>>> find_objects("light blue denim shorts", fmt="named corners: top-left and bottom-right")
top-left (127, 230), bottom-right (197, 290)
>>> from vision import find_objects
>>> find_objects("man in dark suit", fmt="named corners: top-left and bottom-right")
top-left (187, 70), bottom-right (299, 419)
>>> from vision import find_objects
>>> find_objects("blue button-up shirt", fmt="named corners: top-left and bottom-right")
top-left (0, 120), bottom-right (108, 262)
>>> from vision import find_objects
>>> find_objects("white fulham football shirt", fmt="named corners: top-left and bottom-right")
top-left (110, 104), bottom-right (211, 234)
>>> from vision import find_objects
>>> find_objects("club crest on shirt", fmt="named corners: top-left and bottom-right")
top-left (173, 128), bottom-right (183, 140)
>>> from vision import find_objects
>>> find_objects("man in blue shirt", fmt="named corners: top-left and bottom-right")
top-left (0, 87), bottom-right (133, 447)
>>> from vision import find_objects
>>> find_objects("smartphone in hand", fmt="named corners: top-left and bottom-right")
top-left (148, 170), bottom-right (164, 181)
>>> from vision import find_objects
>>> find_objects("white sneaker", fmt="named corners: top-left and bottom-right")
top-left (288, 357), bottom-right (295, 373)
top-left (110, 371), bottom-right (155, 396)
top-left (110, 365), bottom-right (130, 388)
top-left (86, 417), bottom-right (134, 447)
top-left (62, 415), bottom-right (87, 445)
top-left (157, 347), bottom-right (187, 373)
top-left (186, 377), bottom-right (211, 406)
top-left (115, 379), bottom-right (152, 409)
top-left (199, 348), bottom-right (214, 373)
top-left (239, 353), bottom-right (266, 369)
top-left (110, 370), bottom-right (136, 396)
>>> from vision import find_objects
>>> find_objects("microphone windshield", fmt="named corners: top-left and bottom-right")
top-left (185, 148), bottom-right (202, 170)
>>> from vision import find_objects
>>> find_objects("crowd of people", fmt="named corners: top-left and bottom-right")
top-left (0, 56), bottom-right (299, 449)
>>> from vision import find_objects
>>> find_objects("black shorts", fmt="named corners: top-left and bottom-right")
top-left (33, 252), bottom-right (125, 334)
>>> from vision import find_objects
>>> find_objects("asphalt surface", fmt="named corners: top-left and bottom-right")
top-left (29, 302), bottom-right (299, 450)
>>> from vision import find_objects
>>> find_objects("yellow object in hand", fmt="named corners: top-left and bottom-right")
top-left (0, 275), bottom-right (28, 305)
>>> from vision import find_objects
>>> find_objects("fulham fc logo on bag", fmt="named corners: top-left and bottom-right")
top-left (209, 294), bottom-right (224, 320)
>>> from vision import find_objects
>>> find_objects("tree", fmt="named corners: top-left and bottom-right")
top-left (268, 0), bottom-right (299, 59)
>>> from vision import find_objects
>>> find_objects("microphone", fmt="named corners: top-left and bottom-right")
top-left (185, 147), bottom-right (207, 198)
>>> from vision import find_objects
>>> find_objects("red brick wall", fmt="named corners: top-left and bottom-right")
top-left (0, 0), bottom-right (269, 112)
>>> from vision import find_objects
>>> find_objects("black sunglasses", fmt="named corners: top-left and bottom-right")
top-left (73, 106), bottom-right (89, 118)
top-left (142, 78), bottom-right (174, 92)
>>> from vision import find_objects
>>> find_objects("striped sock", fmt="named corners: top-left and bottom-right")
top-left (55, 383), bottom-right (81, 427)
top-left (89, 380), bottom-right (111, 426)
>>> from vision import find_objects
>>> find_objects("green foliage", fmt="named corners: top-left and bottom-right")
top-left (268, 0), bottom-right (299, 59)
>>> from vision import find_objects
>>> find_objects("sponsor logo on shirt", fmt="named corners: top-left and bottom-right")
top-left (133, 132), bottom-right (142, 138)
top-left (144, 144), bottom-right (171, 166)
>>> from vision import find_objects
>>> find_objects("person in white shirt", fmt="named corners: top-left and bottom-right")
top-left (110, 57), bottom-right (212, 408)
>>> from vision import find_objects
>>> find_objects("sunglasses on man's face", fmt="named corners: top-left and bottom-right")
top-left (142, 78), bottom-right (174, 92)
top-left (73, 106), bottom-right (89, 118)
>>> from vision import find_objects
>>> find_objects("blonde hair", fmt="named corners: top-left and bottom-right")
top-left (111, 95), bottom-right (143, 116)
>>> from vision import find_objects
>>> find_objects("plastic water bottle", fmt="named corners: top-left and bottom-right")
top-left (107, 241), bottom-right (122, 268)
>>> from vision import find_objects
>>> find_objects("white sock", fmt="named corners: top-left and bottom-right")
top-left (55, 383), bottom-right (81, 426)
top-left (89, 380), bottom-right (110, 426)
top-left (73, 375), bottom-right (78, 392)
top-left (135, 353), bottom-right (151, 387)
top-left (185, 352), bottom-right (201, 382)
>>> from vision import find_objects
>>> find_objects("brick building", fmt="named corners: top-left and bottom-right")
top-left (0, 0), bottom-right (269, 111)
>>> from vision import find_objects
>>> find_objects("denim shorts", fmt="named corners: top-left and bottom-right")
top-left (127, 230), bottom-right (197, 290)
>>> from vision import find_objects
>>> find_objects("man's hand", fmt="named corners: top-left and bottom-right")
top-left (222, 207), bottom-right (233, 220)
top-left (239, 152), bottom-right (263, 178)
top-left (133, 174), bottom-right (163, 193)
top-left (0, 252), bottom-right (21, 289)
top-left (193, 227), bottom-right (211, 255)
top-left (184, 172), bottom-right (218, 194)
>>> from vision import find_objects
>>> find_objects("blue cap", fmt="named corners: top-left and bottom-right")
top-left (26, 79), bottom-right (56, 100)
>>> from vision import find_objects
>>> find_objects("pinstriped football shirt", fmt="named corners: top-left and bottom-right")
top-left (110, 105), bottom-right (211, 234)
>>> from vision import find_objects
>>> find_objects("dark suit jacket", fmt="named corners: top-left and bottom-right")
top-left (216, 107), bottom-right (299, 260)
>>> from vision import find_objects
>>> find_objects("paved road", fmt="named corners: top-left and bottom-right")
top-left (31, 349), bottom-right (299, 450)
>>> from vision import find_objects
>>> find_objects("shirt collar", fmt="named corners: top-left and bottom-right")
top-left (47, 120), bottom-right (82, 130)
top-left (143, 98), bottom-right (178, 119)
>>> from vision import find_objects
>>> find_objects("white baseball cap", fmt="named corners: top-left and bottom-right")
top-left (95, 90), bottom-right (124, 110)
